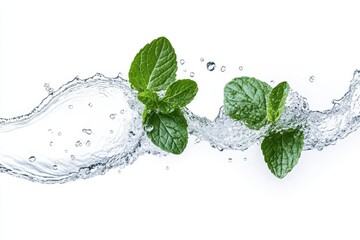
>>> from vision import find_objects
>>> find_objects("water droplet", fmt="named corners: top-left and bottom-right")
top-left (75, 141), bottom-right (82, 147)
top-left (200, 58), bottom-right (204, 62)
top-left (180, 59), bottom-right (185, 65)
top-left (309, 75), bottom-right (315, 82)
top-left (29, 156), bottom-right (36, 162)
top-left (228, 157), bottom-right (232, 163)
top-left (53, 164), bottom-right (58, 170)
top-left (49, 141), bottom-right (53, 146)
top-left (110, 113), bottom-right (116, 119)
top-left (190, 72), bottom-right (195, 77)
top-left (239, 66), bottom-right (243, 71)
top-left (270, 80), bottom-right (275, 84)
top-left (110, 130), bottom-right (114, 134)
top-left (207, 62), bottom-right (216, 71)
top-left (165, 166), bottom-right (170, 170)
top-left (243, 157), bottom-right (247, 161)
top-left (82, 129), bottom-right (92, 135)
top-left (144, 124), bottom-right (154, 132)
top-left (120, 109), bottom-right (125, 114)
top-left (88, 102), bottom-right (93, 107)
top-left (220, 66), bottom-right (226, 72)
top-left (68, 105), bottom-right (73, 109)
top-left (86, 140), bottom-right (91, 147)
top-left (71, 155), bottom-right (76, 160)
top-left (58, 132), bottom-right (62, 136)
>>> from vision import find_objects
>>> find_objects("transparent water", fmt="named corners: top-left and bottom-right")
top-left (1, 70), bottom-right (360, 183)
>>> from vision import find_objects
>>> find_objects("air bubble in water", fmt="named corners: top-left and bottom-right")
top-left (29, 156), bottom-right (36, 162)
top-left (75, 141), bottom-right (82, 147)
top-left (243, 157), bottom-right (247, 161)
top-left (207, 62), bottom-right (216, 71)
top-left (48, 129), bottom-right (53, 133)
top-left (82, 129), bottom-right (92, 135)
top-left (118, 170), bottom-right (121, 174)
top-left (200, 58), bottom-right (204, 62)
top-left (220, 66), bottom-right (226, 72)
top-left (58, 132), bottom-right (62, 136)
top-left (43, 83), bottom-right (54, 95)
top-left (88, 102), bottom-right (93, 107)
top-left (49, 141), bottom-right (53, 147)
top-left (165, 166), bottom-right (170, 170)
top-left (270, 80), bottom-right (275, 84)
top-left (53, 164), bottom-right (58, 170)
top-left (68, 105), bottom-right (73, 109)
top-left (120, 109), bottom-right (125, 114)
top-left (110, 130), bottom-right (114, 134)
top-left (86, 140), bottom-right (91, 147)
top-left (190, 72), bottom-right (195, 77)
top-left (309, 75), bottom-right (315, 82)
top-left (65, 149), bottom-right (68, 153)
top-left (228, 157), bottom-right (232, 163)
top-left (71, 155), bottom-right (76, 160)
top-left (110, 113), bottom-right (116, 119)
top-left (180, 59), bottom-right (185, 65)
top-left (239, 66), bottom-right (243, 71)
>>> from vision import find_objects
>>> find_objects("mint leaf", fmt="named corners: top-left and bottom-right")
top-left (138, 91), bottom-right (160, 110)
top-left (267, 81), bottom-right (290, 122)
top-left (160, 79), bottom-right (198, 113)
top-left (224, 77), bottom-right (272, 130)
top-left (261, 129), bottom-right (304, 179)
top-left (144, 109), bottom-right (188, 154)
top-left (129, 36), bottom-right (177, 92)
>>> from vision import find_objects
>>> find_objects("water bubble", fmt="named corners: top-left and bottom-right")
top-left (53, 164), bottom-right (58, 170)
top-left (270, 80), bottom-right (275, 84)
top-left (58, 132), bottom-right (62, 136)
top-left (190, 72), bottom-right (195, 77)
top-left (239, 66), bottom-right (243, 71)
top-left (71, 155), bottom-right (76, 160)
top-left (118, 170), bottom-right (122, 174)
top-left (220, 66), bottom-right (226, 72)
top-left (29, 156), bottom-right (36, 162)
top-left (195, 138), bottom-right (201, 144)
top-left (86, 140), bottom-right (91, 147)
top-left (228, 157), bottom-right (232, 163)
top-left (144, 124), bottom-right (154, 132)
top-left (49, 141), bottom-right (53, 146)
top-left (110, 130), bottom-right (114, 134)
top-left (165, 166), bottom-right (170, 170)
top-left (120, 109), bottom-right (125, 114)
top-left (110, 113), bottom-right (116, 119)
top-left (88, 102), bottom-right (93, 107)
top-left (48, 129), bottom-right (53, 133)
top-left (82, 129), bottom-right (92, 135)
top-left (68, 105), bottom-right (73, 109)
top-left (75, 141), bottom-right (82, 147)
top-left (180, 59), bottom-right (185, 65)
top-left (200, 58), bottom-right (204, 62)
top-left (183, 69), bottom-right (187, 72)
top-left (207, 62), bottom-right (216, 71)
top-left (309, 75), bottom-right (315, 82)
top-left (65, 149), bottom-right (68, 153)
top-left (243, 157), bottom-right (247, 161)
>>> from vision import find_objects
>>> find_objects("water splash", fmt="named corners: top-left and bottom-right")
top-left (1, 70), bottom-right (360, 183)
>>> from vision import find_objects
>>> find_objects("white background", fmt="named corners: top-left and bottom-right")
top-left (1, 0), bottom-right (360, 239)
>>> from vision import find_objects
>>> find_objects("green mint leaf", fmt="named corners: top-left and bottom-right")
top-left (144, 109), bottom-right (188, 154)
top-left (261, 129), bottom-right (304, 179)
top-left (267, 81), bottom-right (290, 122)
top-left (160, 79), bottom-right (198, 113)
top-left (129, 36), bottom-right (177, 92)
top-left (138, 91), bottom-right (160, 110)
top-left (224, 77), bottom-right (272, 130)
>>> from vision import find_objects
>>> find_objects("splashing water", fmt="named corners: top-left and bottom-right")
top-left (1, 70), bottom-right (360, 183)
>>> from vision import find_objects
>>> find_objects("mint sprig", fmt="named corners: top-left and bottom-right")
top-left (224, 77), bottom-right (304, 178)
top-left (129, 37), bottom-right (198, 154)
